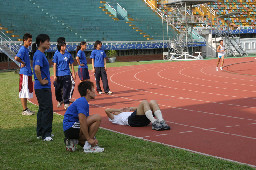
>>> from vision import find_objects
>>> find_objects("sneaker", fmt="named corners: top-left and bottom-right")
top-left (216, 67), bottom-right (218, 71)
top-left (26, 108), bottom-right (35, 115)
top-left (220, 67), bottom-right (223, 70)
top-left (64, 104), bottom-right (69, 109)
top-left (43, 136), bottom-right (53, 141)
top-left (98, 91), bottom-right (105, 94)
top-left (65, 138), bottom-right (79, 152)
top-left (159, 120), bottom-right (171, 130)
top-left (152, 120), bottom-right (163, 131)
top-left (38, 134), bottom-right (54, 140)
top-left (22, 110), bottom-right (34, 116)
top-left (57, 101), bottom-right (63, 108)
top-left (84, 146), bottom-right (104, 153)
top-left (106, 91), bottom-right (113, 95)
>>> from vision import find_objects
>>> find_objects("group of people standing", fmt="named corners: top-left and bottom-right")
top-left (15, 33), bottom-right (171, 153)
top-left (15, 33), bottom-right (112, 141)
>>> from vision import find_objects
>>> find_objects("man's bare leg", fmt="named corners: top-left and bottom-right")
top-left (21, 98), bottom-right (27, 110)
top-left (149, 100), bottom-right (163, 121)
top-left (136, 100), bottom-right (151, 115)
top-left (79, 114), bottom-right (101, 146)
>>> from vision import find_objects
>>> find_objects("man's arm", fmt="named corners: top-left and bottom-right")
top-left (53, 63), bottom-right (57, 82)
top-left (78, 113), bottom-right (96, 146)
top-left (104, 58), bottom-right (107, 71)
top-left (76, 56), bottom-right (84, 66)
top-left (105, 108), bottom-right (122, 120)
top-left (14, 56), bottom-right (26, 68)
top-left (92, 58), bottom-right (95, 73)
top-left (34, 65), bottom-right (48, 85)
top-left (217, 46), bottom-right (221, 53)
top-left (70, 63), bottom-right (76, 80)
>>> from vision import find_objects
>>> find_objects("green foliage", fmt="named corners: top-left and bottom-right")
top-left (107, 50), bottom-right (117, 58)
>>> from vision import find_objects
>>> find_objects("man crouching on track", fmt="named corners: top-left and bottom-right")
top-left (105, 100), bottom-right (170, 131)
top-left (63, 81), bottom-right (104, 153)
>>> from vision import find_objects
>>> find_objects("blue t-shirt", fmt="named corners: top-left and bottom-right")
top-left (77, 50), bottom-right (88, 69)
top-left (90, 49), bottom-right (106, 67)
top-left (16, 46), bottom-right (32, 76)
top-left (63, 97), bottom-right (89, 131)
top-left (53, 51), bottom-right (74, 76)
top-left (33, 50), bottom-right (51, 89)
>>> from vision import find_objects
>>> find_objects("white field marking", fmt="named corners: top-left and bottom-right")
top-left (168, 121), bottom-right (256, 140)
top-left (130, 69), bottom-right (254, 109)
top-left (134, 68), bottom-right (233, 98)
top-left (179, 131), bottom-right (193, 134)
top-left (29, 93), bottom-right (256, 168)
top-left (200, 66), bottom-right (256, 83)
top-left (92, 95), bottom-right (256, 140)
top-left (111, 93), bottom-right (256, 124)
top-left (109, 70), bottom-right (256, 121)
top-left (100, 126), bottom-right (256, 168)
top-left (156, 134), bottom-right (169, 137)
top-left (179, 66), bottom-right (255, 88)
top-left (157, 68), bottom-right (255, 94)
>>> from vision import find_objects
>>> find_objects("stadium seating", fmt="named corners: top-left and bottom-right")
top-left (0, 0), bottom-right (177, 42)
top-left (151, 0), bottom-right (256, 31)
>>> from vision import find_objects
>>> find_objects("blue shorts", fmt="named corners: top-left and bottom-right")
top-left (78, 68), bottom-right (90, 81)
top-left (218, 55), bottom-right (224, 58)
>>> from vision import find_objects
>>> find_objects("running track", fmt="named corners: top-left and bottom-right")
top-left (30, 57), bottom-right (256, 167)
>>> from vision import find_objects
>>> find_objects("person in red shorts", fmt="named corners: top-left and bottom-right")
top-left (15, 33), bottom-right (34, 116)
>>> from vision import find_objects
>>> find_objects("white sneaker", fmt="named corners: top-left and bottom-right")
top-left (26, 108), bottom-right (35, 115)
top-left (106, 91), bottom-right (113, 95)
top-left (22, 110), bottom-right (34, 116)
top-left (98, 91), bottom-right (105, 94)
top-left (65, 138), bottom-right (79, 152)
top-left (43, 136), bottom-right (53, 141)
top-left (57, 101), bottom-right (63, 108)
top-left (39, 134), bottom-right (54, 140)
top-left (64, 104), bottom-right (69, 109)
top-left (84, 146), bottom-right (104, 153)
top-left (220, 67), bottom-right (223, 70)
top-left (216, 67), bottom-right (218, 71)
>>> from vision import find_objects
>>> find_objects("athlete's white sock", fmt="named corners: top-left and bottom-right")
top-left (154, 110), bottom-right (163, 121)
top-left (145, 110), bottom-right (157, 123)
top-left (83, 141), bottom-right (91, 149)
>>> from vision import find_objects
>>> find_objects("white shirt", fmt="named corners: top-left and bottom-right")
top-left (218, 45), bottom-right (225, 56)
top-left (109, 112), bottom-right (133, 126)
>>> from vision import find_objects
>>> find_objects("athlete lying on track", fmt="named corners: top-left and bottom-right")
top-left (105, 100), bottom-right (170, 131)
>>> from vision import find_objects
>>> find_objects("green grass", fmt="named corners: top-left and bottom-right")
top-left (0, 61), bottom-right (254, 169)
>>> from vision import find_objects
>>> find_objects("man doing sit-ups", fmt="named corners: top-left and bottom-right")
top-left (105, 100), bottom-right (170, 131)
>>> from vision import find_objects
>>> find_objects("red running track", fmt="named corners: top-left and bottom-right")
top-left (30, 57), bottom-right (256, 167)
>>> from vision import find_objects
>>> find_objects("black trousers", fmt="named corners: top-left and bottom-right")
top-left (54, 75), bottom-right (71, 104)
top-left (94, 67), bottom-right (110, 92)
top-left (35, 88), bottom-right (53, 139)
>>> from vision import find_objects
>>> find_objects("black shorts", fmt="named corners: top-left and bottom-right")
top-left (64, 127), bottom-right (80, 139)
top-left (128, 110), bottom-right (151, 127)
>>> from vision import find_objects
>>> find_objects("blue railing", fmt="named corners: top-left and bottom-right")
top-left (7, 40), bottom-right (206, 53)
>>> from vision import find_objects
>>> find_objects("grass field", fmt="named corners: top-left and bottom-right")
top-left (0, 60), bottom-right (254, 169)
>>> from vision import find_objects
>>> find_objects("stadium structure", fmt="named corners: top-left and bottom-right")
top-left (0, 0), bottom-right (255, 69)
